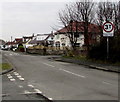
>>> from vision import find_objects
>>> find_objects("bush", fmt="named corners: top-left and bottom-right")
top-left (89, 36), bottom-right (120, 63)
top-left (18, 44), bottom-right (25, 52)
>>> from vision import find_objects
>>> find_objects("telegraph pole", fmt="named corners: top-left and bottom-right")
top-left (11, 36), bottom-right (13, 50)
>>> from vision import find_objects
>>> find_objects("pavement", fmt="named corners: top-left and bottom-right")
top-left (50, 56), bottom-right (120, 73)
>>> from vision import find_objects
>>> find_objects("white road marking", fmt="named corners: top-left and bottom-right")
top-left (10, 78), bottom-right (15, 81)
top-left (20, 91), bottom-right (37, 95)
top-left (16, 75), bottom-right (22, 78)
top-left (9, 54), bottom-right (12, 56)
top-left (48, 98), bottom-right (53, 100)
top-left (24, 90), bottom-right (31, 94)
top-left (43, 63), bottom-right (55, 67)
top-left (14, 72), bottom-right (19, 75)
top-left (28, 84), bottom-right (34, 88)
top-left (7, 74), bottom-right (11, 77)
top-left (102, 81), bottom-right (111, 85)
top-left (19, 78), bottom-right (25, 81)
top-left (34, 89), bottom-right (42, 94)
top-left (14, 72), bottom-right (17, 74)
top-left (18, 85), bottom-right (23, 88)
top-left (14, 73), bottom-right (19, 76)
top-left (8, 76), bottom-right (13, 79)
top-left (60, 68), bottom-right (86, 78)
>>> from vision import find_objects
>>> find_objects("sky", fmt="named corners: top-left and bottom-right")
top-left (1, 2), bottom-right (68, 41)
top-left (0, 0), bottom-right (119, 41)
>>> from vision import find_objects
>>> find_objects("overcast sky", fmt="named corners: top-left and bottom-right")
top-left (1, 2), bottom-right (68, 41)
top-left (0, 0), bottom-right (119, 41)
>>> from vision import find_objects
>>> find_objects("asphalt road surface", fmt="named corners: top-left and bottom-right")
top-left (2, 51), bottom-right (118, 101)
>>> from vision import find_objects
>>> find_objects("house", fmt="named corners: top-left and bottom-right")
top-left (22, 34), bottom-right (34, 50)
top-left (13, 38), bottom-right (23, 48)
top-left (54, 21), bottom-right (100, 50)
top-left (28, 33), bottom-right (54, 47)
top-left (5, 41), bottom-right (15, 49)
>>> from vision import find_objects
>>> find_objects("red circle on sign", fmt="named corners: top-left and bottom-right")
top-left (102, 22), bottom-right (114, 32)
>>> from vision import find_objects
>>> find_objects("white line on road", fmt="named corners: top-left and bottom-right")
top-left (9, 54), bottom-right (12, 56)
top-left (18, 85), bottom-right (23, 88)
top-left (102, 81), bottom-right (111, 85)
top-left (48, 98), bottom-right (53, 100)
top-left (8, 76), bottom-right (13, 79)
top-left (16, 75), bottom-right (22, 78)
top-left (28, 84), bottom-right (34, 88)
top-left (43, 63), bottom-right (55, 68)
top-left (59, 68), bottom-right (86, 78)
top-left (19, 78), bottom-right (25, 81)
top-left (10, 78), bottom-right (16, 81)
top-left (34, 89), bottom-right (42, 94)
top-left (7, 74), bottom-right (11, 77)
top-left (14, 72), bottom-right (19, 75)
top-left (15, 73), bottom-right (19, 76)
top-left (14, 72), bottom-right (17, 74)
top-left (24, 90), bottom-right (31, 94)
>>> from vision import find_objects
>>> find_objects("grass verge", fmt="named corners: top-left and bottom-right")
top-left (0, 63), bottom-right (12, 71)
top-left (63, 55), bottom-right (120, 66)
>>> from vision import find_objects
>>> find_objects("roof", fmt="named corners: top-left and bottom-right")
top-left (45, 34), bottom-right (54, 40)
top-left (28, 34), bottom-right (53, 44)
top-left (55, 21), bottom-right (100, 34)
top-left (37, 34), bottom-right (50, 36)
top-left (5, 41), bottom-right (15, 45)
top-left (23, 34), bottom-right (34, 39)
top-left (23, 36), bottom-right (33, 39)
top-left (14, 38), bottom-right (23, 44)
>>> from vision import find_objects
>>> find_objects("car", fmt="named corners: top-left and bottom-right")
top-left (1, 45), bottom-right (9, 50)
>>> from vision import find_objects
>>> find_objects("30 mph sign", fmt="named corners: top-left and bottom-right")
top-left (103, 21), bottom-right (114, 37)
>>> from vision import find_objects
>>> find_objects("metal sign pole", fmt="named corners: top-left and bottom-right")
top-left (107, 37), bottom-right (109, 59)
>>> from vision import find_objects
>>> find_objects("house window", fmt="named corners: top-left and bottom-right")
top-left (55, 42), bottom-right (60, 47)
top-left (75, 43), bottom-right (80, 47)
top-left (62, 43), bottom-right (65, 46)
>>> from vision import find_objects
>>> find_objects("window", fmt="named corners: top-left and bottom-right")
top-left (55, 42), bottom-right (60, 47)
top-left (62, 43), bottom-right (65, 46)
top-left (75, 43), bottom-right (80, 47)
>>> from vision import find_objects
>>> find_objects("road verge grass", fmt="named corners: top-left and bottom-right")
top-left (63, 55), bottom-right (120, 66)
top-left (0, 63), bottom-right (12, 72)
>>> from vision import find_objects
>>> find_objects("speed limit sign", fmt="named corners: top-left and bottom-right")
top-left (103, 21), bottom-right (114, 37)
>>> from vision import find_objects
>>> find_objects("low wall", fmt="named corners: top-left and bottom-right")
top-left (26, 48), bottom-right (64, 55)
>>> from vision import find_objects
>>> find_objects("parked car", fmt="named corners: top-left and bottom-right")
top-left (1, 45), bottom-right (9, 50)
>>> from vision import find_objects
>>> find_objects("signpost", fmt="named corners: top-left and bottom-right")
top-left (102, 21), bottom-right (114, 59)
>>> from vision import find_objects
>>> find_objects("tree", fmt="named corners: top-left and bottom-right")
top-left (58, 0), bottom-right (95, 54)
top-left (97, 1), bottom-right (120, 36)
top-left (75, 0), bottom-right (95, 52)
top-left (90, 1), bottom-right (120, 62)
top-left (58, 4), bottom-right (79, 51)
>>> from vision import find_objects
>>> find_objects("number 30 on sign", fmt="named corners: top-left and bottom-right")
top-left (102, 21), bottom-right (114, 37)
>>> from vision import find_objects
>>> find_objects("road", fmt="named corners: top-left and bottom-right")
top-left (2, 51), bottom-right (118, 101)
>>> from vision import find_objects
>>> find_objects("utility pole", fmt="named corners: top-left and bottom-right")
top-left (11, 36), bottom-right (13, 50)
